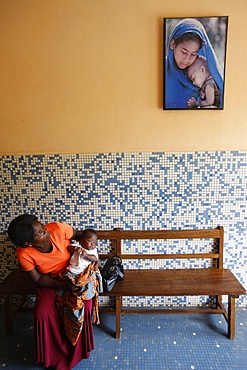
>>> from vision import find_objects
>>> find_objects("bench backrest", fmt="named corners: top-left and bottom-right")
top-left (97, 226), bottom-right (224, 269)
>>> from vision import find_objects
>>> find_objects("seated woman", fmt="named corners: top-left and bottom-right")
top-left (7, 214), bottom-right (98, 370)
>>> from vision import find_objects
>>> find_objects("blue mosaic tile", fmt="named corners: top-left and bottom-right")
top-left (0, 151), bottom-right (247, 306)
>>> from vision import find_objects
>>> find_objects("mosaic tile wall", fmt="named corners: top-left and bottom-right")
top-left (0, 151), bottom-right (246, 306)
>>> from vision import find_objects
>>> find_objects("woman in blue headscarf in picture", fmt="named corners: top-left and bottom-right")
top-left (165, 18), bottom-right (224, 109)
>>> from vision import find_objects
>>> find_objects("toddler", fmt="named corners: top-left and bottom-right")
top-left (67, 228), bottom-right (99, 277)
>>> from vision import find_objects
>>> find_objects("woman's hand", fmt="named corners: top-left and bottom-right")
top-left (187, 97), bottom-right (198, 108)
top-left (67, 244), bottom-right (76, 254)
top-left (61, 278), bottom-right (81, 292)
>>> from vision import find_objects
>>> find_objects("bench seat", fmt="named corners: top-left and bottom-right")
top-left (102, 268), bottom-right (244, 297)
top-left (101, 268), bottom-right (245, 339)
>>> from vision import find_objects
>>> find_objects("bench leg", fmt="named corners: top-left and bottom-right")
top-left (5, 294), bottom-right (13, 337)
top-left (228, 295), bottom-right (235, 340)
top-left (116, 296), bottom-right (122, 339)
top-left (216, 294), bottom-right (222, 308)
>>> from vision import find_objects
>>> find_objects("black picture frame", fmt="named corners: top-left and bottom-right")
top-left (163, 16), bottom-right (228, 110)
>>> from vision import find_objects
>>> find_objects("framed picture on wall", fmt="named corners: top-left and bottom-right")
top-left (163, 16), bottom-right (228, 110)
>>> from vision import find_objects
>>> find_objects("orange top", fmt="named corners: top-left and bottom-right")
top-left (16, 222), bottom-right (74, 274)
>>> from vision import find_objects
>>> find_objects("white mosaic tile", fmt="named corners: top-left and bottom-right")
top-left (0, 151), bottom-right (247, 306)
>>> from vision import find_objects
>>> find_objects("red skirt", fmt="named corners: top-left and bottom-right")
top-left (34, 287), bottom-right (94, 370)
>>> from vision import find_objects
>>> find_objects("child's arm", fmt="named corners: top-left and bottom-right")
top-left (84, 251), bottom-right (98, 262)
top-left (80, 248), bottom-right (98, 263)
top-left (200, 85), bottom-right (215, 107)
top-left (83, 249), bottom-right (100, 269)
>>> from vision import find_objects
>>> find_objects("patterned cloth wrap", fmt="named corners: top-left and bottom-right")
top-left (56, 264), bottom-right (103, 346)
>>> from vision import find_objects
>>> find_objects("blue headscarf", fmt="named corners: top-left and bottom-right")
top-left (165, 18), bottom-right (224, 109)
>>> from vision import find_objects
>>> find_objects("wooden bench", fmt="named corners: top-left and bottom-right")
top-left (0, 227), bottom-right (245, 340)
top-left (97, 227), bottom-right (246, 339)
top-left (0, 268), bottom-right (37, 336)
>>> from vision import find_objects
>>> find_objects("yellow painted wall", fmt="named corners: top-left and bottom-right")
top-left (0, 0), bottom-right (246, 155)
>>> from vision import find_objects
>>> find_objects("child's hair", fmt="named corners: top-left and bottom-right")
top-left (195, 55), bottom-right (207, 67)
top-left (188, 55), bottom-right (209, 73)
top-left (174, 32), bottom-right (202, 48)
top-left (81, 228), bottom-right (97, 239)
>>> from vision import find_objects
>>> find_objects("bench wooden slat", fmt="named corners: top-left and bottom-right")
top-left (100, 253), bottom-right (220, 260)
top-left (97, 228), bottom-right (222, 240)
top-left (102, 269), bottom-right (245, 297)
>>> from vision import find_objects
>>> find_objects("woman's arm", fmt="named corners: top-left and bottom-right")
top-left (26, 267), bottom-right (79, 291)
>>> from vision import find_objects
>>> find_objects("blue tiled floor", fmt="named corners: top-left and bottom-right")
top-left (0, 307), bottom-right (246, 369)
